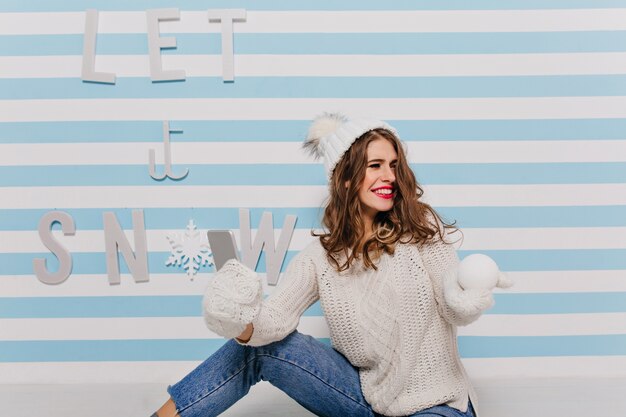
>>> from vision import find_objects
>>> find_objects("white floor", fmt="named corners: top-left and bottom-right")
top-left (2, 378), bottom-right (625, 417)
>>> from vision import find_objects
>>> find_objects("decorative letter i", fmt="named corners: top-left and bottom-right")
top-left (149, 121), bottom-right (189, 180)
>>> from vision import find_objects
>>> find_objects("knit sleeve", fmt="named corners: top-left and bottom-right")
top-left (236, 248), bottom-right (319, 347)
top-left (418, 231), bottom-right (484, 327)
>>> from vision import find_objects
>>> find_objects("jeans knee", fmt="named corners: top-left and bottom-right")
top-left (263, 331), bottom-right (312, 353)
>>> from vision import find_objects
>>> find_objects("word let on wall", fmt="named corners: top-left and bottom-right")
top-left (82, 8), bottom-right (246, 83)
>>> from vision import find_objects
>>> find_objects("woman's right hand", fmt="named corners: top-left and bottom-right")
top-left (202, 259), bottom-right (263, 339)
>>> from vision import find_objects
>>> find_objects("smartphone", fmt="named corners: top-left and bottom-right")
top-left (207, 230), bottom-right (240, 271)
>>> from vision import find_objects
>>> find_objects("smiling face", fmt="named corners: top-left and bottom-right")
top-left (357, 136), bottom-right (398, 227)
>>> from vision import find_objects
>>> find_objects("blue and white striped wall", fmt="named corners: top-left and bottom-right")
top-left (1, 1), bottom-right (626, 384)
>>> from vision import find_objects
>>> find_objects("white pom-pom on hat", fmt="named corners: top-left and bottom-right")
top-left (302, 112), bottom-right (398, 180)
top-left (302, 112), bottom-right (347, 159)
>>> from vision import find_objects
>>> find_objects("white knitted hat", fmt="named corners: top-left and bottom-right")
top-left (303, 112), bottom-right (398, 180)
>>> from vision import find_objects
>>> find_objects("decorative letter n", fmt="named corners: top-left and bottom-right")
top-left (103, 210), bottom-right (149, 285)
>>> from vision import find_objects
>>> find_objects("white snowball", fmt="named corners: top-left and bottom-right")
top-left (457, 254), bottom-right (500, 290)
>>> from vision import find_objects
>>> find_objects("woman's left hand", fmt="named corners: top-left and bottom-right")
top-left (443, 267), bottom-right (514, 318)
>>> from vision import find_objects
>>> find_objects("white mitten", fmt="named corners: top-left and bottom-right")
top-left (443, 266), bottom-right (495, 317)
top-left (203, 259), bottom-right (263, 339)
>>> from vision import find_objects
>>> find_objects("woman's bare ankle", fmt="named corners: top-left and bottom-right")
top-left (155, 397), bottom-right (179, 417)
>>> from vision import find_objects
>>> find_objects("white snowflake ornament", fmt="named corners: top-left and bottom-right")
top-left (166, 220), bottom-right (213, 279)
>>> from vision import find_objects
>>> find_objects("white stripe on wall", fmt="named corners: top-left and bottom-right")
top-left (2, 227), bottom-right (624, 253)
top-left (0, 316), bottom-right (326, 341)
top-left (3, 10), bottom-right (626, 35)
top-left (0, 317), bottom-right (324, 341)
top-left (2, 184), bottom-right (624, 208)
top-left (0, 361), bottom-right (200, 384)
top-left (5, 97), bottom-right (626, 122)
top-left (2, 270), bottom-right (623, 297)
top-left (2, 141), bottom-right (625, 165)
top-left (462, 356), bottom-right (626, 380)
top-left (6, 53), bottom-right (626, 78)
top-left (0, 274), bottom-right (212, 297)
top-left (460, 313), bottom-right (626, 337)
top-left (2, 313), bottom-right (625, 341)
top-left (1, 356), bottom-right (624, 384)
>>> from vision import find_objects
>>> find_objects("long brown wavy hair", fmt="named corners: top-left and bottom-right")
top-left (313, 128), bottom-right (461, 272)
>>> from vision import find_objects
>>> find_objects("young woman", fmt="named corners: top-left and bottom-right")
top-left (152, 113), bottom-right (512, 417)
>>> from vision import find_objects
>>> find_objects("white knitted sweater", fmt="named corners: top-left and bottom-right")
top-left (240, 234), bottom-right (481, 416)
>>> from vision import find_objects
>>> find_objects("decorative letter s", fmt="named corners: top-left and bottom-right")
top-left (33, 211), bottom-right (76, 285)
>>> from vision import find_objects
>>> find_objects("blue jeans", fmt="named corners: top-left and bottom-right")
top-left (167, 330), bottom-right (477, 417)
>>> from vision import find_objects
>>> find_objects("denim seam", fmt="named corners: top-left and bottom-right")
top-left (173, 350), bottom-right (372, 416)
top-left (175, 357), bottom-right (255, 415)
top-left (256, 352), bottom-right (372, 413)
